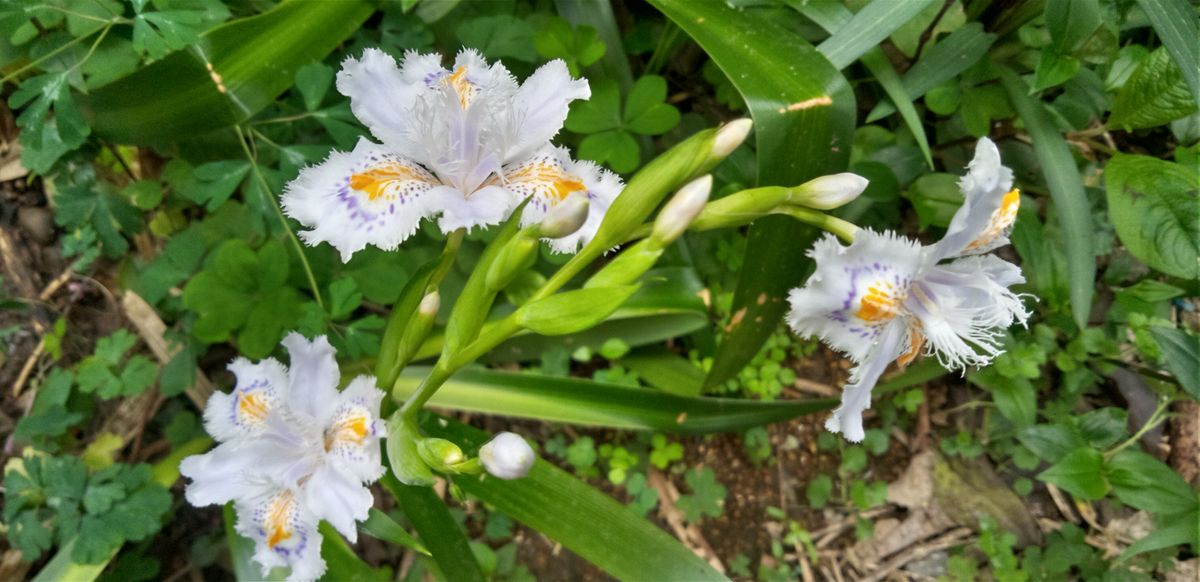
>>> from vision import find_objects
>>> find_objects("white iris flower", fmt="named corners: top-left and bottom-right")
top-left (282, 49), bottom-right (622, 261)
top-left (787, 138), bottom-right (1030, 442)
top-left (180, 334), bottom-right (386, 581)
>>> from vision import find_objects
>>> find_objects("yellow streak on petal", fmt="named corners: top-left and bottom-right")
top-left (965, 188), bottom-right (1021, 251)
top-left (238, 392), bottom-right (269, 424)
top-left (265, 491), bottom-right (295, 550)
top-left (897, 326), bottom-right (925, 367)
top-left (350, 164), bottom-right (421, 201)
top-left (324, 414), bottom-right (369, 451)
top-left (447, 66), bottom-right (474, 109)
top-left (856, 282), bottom-right (902, 323)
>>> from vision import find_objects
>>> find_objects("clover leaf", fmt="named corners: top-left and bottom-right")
top-left (534, 17), bottom-right (606, 76)
top-left (8, 72), bottom-right (91, 173)
top-left (182, 238), bottom-right (303, 358)
top-left (566, 75), bottom-right (680, 173)
top-left (75, 329), bottom-right (159, 400)
top-left (676, 467), bottom-right (726, 523)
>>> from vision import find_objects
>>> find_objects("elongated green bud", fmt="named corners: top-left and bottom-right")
top-left (486, 229), bottom-right (540, 292)
top-left (538, 193), bottom-right (590, 239)
top-left (393, 290), bottom-right (439, 368)
top-left (791, 173), bottom-right (868, 210)
top-left (651, 175), bottom-right (712, 245)
top-left (585, 119), bottom-right (751, 254)
top-left (583, 240), bottom-right (662, 288)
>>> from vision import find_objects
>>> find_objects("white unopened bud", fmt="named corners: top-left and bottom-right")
top-left (651, 175), bottom-right (713, 244)
top-left (479, 432), bottom-right (535, 480)
top-left (538, 193), bottom-right (590, 239)
top-left (418, 291), bottom-right (440, 317)
top-left (712, 118), bottom-right (753, 159)
top-left (793, 173), bottom-right (868, 210)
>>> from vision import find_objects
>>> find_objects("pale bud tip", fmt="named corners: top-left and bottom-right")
top-left (653, 175), bottom-right (713, 244)
top-left (712, 118), bottom-right (753, 158)
top-left (797, 173), bottom-right (868, 210)
top-left (480, 432), bottom-right (535, 480)
top-left (418, 291), bottom-right (440, 317)
top-left (538, 193), bottom-right (590, 239)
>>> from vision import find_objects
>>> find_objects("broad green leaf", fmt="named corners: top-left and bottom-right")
top-left (384, 477), bottom-right (485, 582)
top-left (515, 285), bottom-right (639, 335)
top-left (455, 15), bottom-right (535, 62)
top-left (1019, 423), bottom-right (1086, 463)
top-left (904, 173), bottom-right (962, 229)
top-left (578, 130), bottom-right (639, 173)
top-left (422, 417), bottom-right (726, 581)
top-left (1109, 47), bottom-right (1199, 130)
top-left (1033, 49), bottom-right (1080, 92)
top-left (1037, 447), bottom-right (1109, 500)
top-left (295, 62), bottom-right (335, 112)
top-left (29, 539), bottom-right (112, 582)
top-left (1135, 0), bottom-right (1200, 107)
top-left (393, 366), bottom-right (835, 434)
top-left (1106, 450), bottom-right (1198, 515)
top-left (360, 508), bottom-right (429, 555)
top-left (1045, 0), bottom-right (1101, 54)
top-left (1149, 326), bottom-right (1200, 399)
top-left (317, 522), bottom-right (393, 581)
top-left (1104, 154), bottom-right (1199, 279)
top-left (1118, 506), bottom-right (1200, 560)
top-left (649, 0), bottom-right (854, 389)
top-left (1000, 66), bottom-right (1095, 329)
top-left (622, 347), bottom-right (705, 396)
top-left (813, 0), bottom-right (937, 70)
top-left (83, 0), bottom-right (374, 144)
top-left (676, 468), bottom-right (726, 523)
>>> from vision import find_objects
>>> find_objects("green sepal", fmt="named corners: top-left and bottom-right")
top-left (385, 412), bottom-right (435, 486)
top-left (375, 261), bottom-right (438, 389)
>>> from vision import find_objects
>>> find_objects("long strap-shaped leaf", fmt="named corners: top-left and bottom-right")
top-left (812, 0), bottom-right (937, 70)
top-left (998, 67), bottom-right (1095, 329)
top-left (393, 366), bottom-right (835, 434)
top-left (648, 0), bottom-right (855, 389)
top-left (82, 0), bottom-right (374, 144)
top-left (422, 416), bottom-right (728, 581)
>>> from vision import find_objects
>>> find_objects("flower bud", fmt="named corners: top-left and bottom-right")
top-left (417, 290), bottom-right (440, 317)
top-left (417, 438), bottom-right (466, 472)
top-left (792, 173), bottom-right (868, 210)
top-left (651, 175), bottom-right (712, 245)
top-left (479, 432), bottom-right (535, 480)
top-left (711, 118), bottom-right (753, 159)
top-left (485, 231), bottom-right (539, 292)
top-left (538, 193), bottom-right (590, 239)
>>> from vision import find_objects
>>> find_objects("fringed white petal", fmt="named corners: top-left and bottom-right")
top-left (336, 48), bottom-right (442, 161)
top-left (503, 59), bottom-right (591, 164)
top-left (825, 320), bottom-right (906, 442)
top-left (908, 255), bottom-right (1032, 370)
top-left (302, 464), bottom-right (375, 544)
top-left (930, 138), bottom-right (1016, 260)
top-left (202, 357), bottom-right (288, 442)
top-left (281, 333), bottom-right (340, 423)
top-left (508, 145), bottom-right (623, 253)
top-left (433, 184), bottom-right (518, 232)
top-left (281, 139), bottom-right (440, 262)
top-left (324, 376), bottom-right (387, 483)
top-left (786, 230), bottom-right (925, 362)
top-left (179, 441), bottom-right (261, 507)
top-left (235, 484), bottom-right (326, 582)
